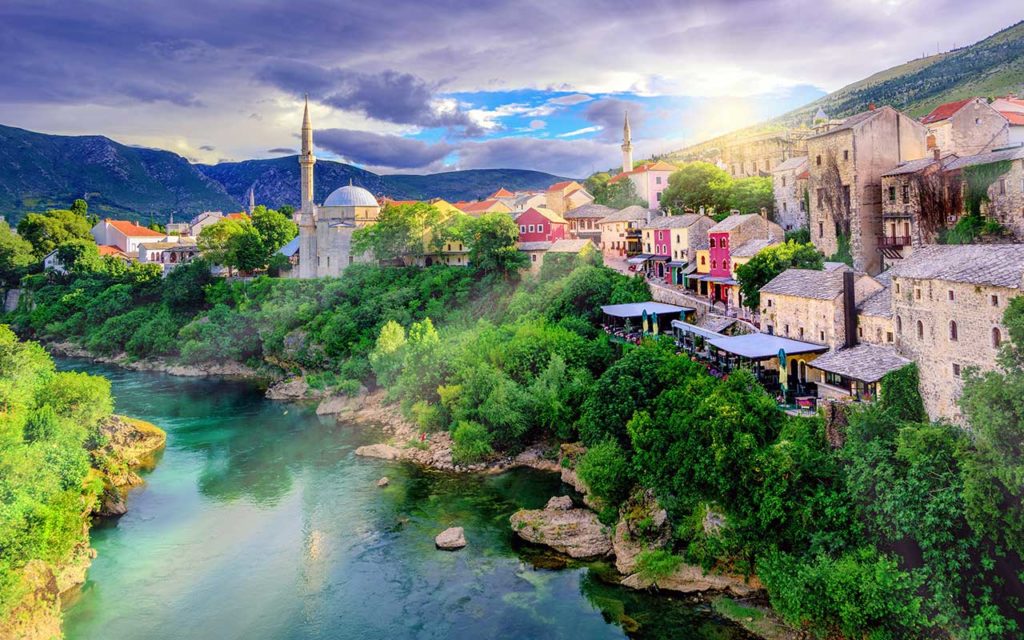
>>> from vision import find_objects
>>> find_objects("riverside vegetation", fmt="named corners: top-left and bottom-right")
top-left (0, 326), bottom-right (166, 637)
top-left (3, 204), bottom-right (1023, 639)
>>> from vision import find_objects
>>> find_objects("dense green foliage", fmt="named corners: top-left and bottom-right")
top-left (660, 163), bottom-right (774, 217)
top-left (0, 326), bottom-right (114, 617)
top-left (197, 206), bottom-right (297, 273)
top-left (587, 172), bottom-right (647, 209)
top-left (735, 241), bottom-right (824, 309)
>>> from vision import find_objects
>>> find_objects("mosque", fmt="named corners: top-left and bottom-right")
top-left (294, 98), bottom-right (381, 278)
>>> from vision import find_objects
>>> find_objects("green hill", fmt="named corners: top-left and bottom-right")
top-left (667, 20), bottom-right (1024, 161)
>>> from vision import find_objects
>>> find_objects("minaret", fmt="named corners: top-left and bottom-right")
top-left (299, 95), bottom-right (316, 212)
top-left (247, 186), bottom-right (256, 214)
top-left (297, 96), bottom-right (318, 279)
top-left (621, 111), bottom-right (633, 174)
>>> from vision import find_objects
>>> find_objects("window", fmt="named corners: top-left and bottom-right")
top-left (710, 238), bottom-right (716, 248)
top-left (700, 256), bottom-right (706, 265)
top-left (843, 185), bottom-right (851, 209)
top-left (895, 283), bottom-right (901, 294)
top-left (843, 150), bottom-right (849, 161)
top-left (656, 176), bottom-right (662, 185)
top-left (901, 184), bottom-right (909, 203)
top-left (782, 177), bottom-right (787, 187)
top-left (817, 189), bottom-right (824, 208)
top-left (915, 288), bottom-right (921, 300)
top-left (820, 330), bottom-right (825, 341)
top-left (993, 327), bottom-right (1002, 348)
top-left (326, 256), bottom-right (330, 267)
top-left (656, 192), bottom-right (662, 202)
top-left (816, 155), bottom-right (822, 166)
top-left (886, 331), bottom-right (893, 343)
top-left (528, 224), bottom-right (535, 232)
top-left (896, 316), bottom-right (902, 332)
top-left (916, 320), bottom-right (924, 339)
top-left (783, 202), bottom-right (788, 212)
top-left (767, 298), bottom-right (773, 307)
top-left (712, 260), bottom-right (717, 269)
top-left (818, 221), bottom-right (824, 237)
top-left (858, 326), bottom-right (863, 338)
top-left (799, 327), bottom-right (805, 338)
top-left (949, 320), bottom-right (958, 341)
top-left (519, 225), bottom-right (526, 233)
top-left (888, 186), bottom-right (896, 202)
top-left (537, 223), bottom-right (544, 233)
top-left (999, 179), bottom-right (1006, 195)
top-left (784, 324), bottom-right (790, 335)
top-left (952, 363), bottom-right (961, 377)
top-left (992, 294), bottom-right (999, 306)
top-left (948, 290), bottom-right (954, 301)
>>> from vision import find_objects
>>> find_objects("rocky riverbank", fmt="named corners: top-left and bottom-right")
top-left (0, 414), bottom-right (166, 640)
top-left (44, 341), bottom-right (265, 379)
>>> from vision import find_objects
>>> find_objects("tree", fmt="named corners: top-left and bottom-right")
top-left (369, 320), bottom-right (407, 387)
top-left (735, 241), bottom-right (824, 309)
top-left (70, 199), bottom-right (88, 217)
top-left (606, 178), bottom-right (647, 209)
top-left (250, 205), bottom-right (298, 258)
top-left (352, 202), bottom-right (442, 263)
top-left (16, 209), bottom-right (93, 259)
top-left (660, 162), bottom-right (733, 215)
top-left (585, 172), bottom-right (612, 205)
top-left (729, 176), bottom-right (774, 214)
top-left (463, 212), bottom-right (527, 275)
top-left (55, 239), bottom-right (104, 274)
top-left (197, 219), bottom-right (265, 274)
top-left (0, 221), bottom-right (35, 284)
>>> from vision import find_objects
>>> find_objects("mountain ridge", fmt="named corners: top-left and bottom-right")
top-left (0, 124), bottom-right (571, 222)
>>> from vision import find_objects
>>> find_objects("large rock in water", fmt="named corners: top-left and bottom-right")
top-left (510, 504), bottom-right (612, 559)
top-left (265, 377), bottom-right (310, 400)
top-left (435, 527), bottom-right (467, 550)
top-left (612, 491), bottom-right (672, 574)
top-left (620, 564), bottom-right (762, 597)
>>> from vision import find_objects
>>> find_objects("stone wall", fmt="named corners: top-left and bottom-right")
top-left (761, 293), bottom-right (844, 348)
top-left (856, 311), bottom-right (895, 346)
top-left (982, 158), bottom-right (1024, 240)
top-left (891, 275), bottom-right (1014, 420)
top-left (772, 166), bottom-right (808, 231)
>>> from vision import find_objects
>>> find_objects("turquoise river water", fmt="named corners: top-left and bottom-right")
top-left (58, 360), bottom-right (754, 640)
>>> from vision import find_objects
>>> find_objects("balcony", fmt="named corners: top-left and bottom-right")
top-left (876, 235), bottom-right (911, 248)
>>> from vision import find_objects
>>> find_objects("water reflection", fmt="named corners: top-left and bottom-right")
top-left (59, 360), bottom-right (752, 640)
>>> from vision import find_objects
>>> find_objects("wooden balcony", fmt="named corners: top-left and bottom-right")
top-left (876, 235), bottom-right (911, 248)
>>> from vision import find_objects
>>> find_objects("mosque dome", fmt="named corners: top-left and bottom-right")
top-left (323, 184), bottom-right (378, 207)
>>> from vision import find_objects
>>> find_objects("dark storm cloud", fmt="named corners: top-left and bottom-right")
top-left (257, 60), bottom-right (482, 135)
top-left (317, 129), bottom-right (451, 170)
top-left (584, 98), bottom-right (647, 142)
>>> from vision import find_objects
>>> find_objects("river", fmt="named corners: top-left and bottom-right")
top-left (59, 360), bottom-right (754, 640)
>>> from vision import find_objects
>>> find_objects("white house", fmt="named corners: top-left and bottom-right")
top-left (90, 219), bottom-right (167, 255)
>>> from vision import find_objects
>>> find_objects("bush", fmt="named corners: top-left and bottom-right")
top-left (451, 420), bottom-right (493, 464)
top-left (576, 439), bottom-right (633, 505)
top-left (635, 549), bottom-right (684, 581)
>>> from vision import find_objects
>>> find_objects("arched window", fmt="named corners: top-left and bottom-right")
top-left (916, 320), bottom-right (924, 340)
top-left (993, 327), bottom-right (1002, 348)
top-left (949, 321), bottom-right (958, 341)
top-left (896, 316), bottom-right (902, 333)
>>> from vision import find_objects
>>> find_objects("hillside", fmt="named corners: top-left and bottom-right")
top-left (0, 124), bottom-right (238, 222)
top-left (0, 123), bottom-right (571, 222)
top-left (197, 159), bottom-right (571, 210)
top-left (667, 20), bottom-right (1024, 161)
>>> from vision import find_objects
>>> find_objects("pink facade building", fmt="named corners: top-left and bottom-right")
top-left (516, 207), bottom-right (568, 243)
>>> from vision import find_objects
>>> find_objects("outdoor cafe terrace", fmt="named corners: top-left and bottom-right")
top-left (599, 301), bottom-right (694, 344)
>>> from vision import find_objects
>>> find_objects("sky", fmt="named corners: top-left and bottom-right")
top-left (0, 1), bottom-right (1019, 178)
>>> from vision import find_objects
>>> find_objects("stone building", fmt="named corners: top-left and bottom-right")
top-left (771, 156), bottom-right (809, 231)
top-left (855, 273), bottom-right (896, 346)
top-left (597, 205), bottom-right (654, 257)
top-left (877, 152), bottom-right (956, 266)
top-left (563, 203), bottom-right (613, 245)
top-left (760, 268), bottom-right (882, 349)
top-left (806, 105), bottom-right (929, 275)
top-left (920, 97), bottom-right (1010, 156)
top-left (545, 181), bottom-right (594, 215)
top-left (294, 98), bottom-right (381, 278)
top-left (720, 130), bottom-right (810, 178)
top-left (944, 145), bottom-right (1024, 239)
top-left (888, 244), bottom-right (1024, 420)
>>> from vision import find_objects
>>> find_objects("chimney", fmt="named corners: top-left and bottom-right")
top-left (843, 270), bottom-right (858, 349)
top-left (933, 147), bottom-right (941, 161)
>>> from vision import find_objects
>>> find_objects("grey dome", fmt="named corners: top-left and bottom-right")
top-left (323, 185), bottom-right (378, 207)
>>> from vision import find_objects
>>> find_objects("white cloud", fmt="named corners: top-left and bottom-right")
top-left (557, 126), bottom-right (601, 138)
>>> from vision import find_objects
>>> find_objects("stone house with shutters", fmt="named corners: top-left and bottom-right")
top-left (806, 106), bottom-right (929, 275)
top-left (771, 156), bottom-right (809, 231)
top-left (920, 97), bottom-right (1009, 157)
top-left (888, 244), bottom-right (1024, 421)
top-left (876, 153), bottom-right (957, 267)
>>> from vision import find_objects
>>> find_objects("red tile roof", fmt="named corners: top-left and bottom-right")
top-left (97, 245), bottom-right (128, 257)
top-left (609, 160), bottom-right (678, 184)
top-left (920, 98), bottom-right (973, 124)
top-left (105, 219), bottom-right (165, 237)
top-left (1001, 111), bottom-right (1024, 126)
top-left (457, 199), bottom-right (503, 213)
top-left (490, 187), bottom-right (514, 198)
top-left (225, 212), bottom-right (249, 220)
top-left (547, 180), bottom-right (576, 192)
top-left (382, 197), bottom-right (419, 206)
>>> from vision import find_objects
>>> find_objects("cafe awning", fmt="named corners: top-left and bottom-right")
top-left (671, 319), bottom-right (722, 341)
top-left (627, 254), bottom-right (655, 264)
top-left (706, 333), bottom-right (827, 360)
top-left (702, 276), bottom-right (738, 285)
top-left (601, 301), bottom-right (693, 318)
top-left (667, 261), bottom-right (687, 268)
top-left (650, 254), bottom-right (671, 261)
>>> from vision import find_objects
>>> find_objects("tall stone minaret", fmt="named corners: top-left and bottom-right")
top-left (247, 185), bottom-right (256, 214)
top-left (297, 95), bottom-right (318, 279)
top-left (299, 95), bottom-right (316, 213)
top-left (621, 111), bottom-right (633, 174)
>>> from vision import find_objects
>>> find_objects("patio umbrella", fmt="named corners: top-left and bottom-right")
top-left (641, 309), bottom-right (648, 333)
top-left (778, 349), bottom-right (788, 399)
top-left (651, 312), bottom-right (659, 334)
